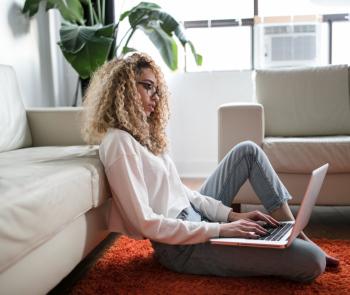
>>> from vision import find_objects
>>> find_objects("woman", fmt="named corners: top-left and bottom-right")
top-left (82, 52), bottom-right (338, 283)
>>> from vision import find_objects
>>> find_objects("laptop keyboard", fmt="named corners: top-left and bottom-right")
top-left (258, 222), bottom-right (293, 241)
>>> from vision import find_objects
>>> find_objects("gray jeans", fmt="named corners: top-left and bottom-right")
top-left (151, 141), bottom-right (326, 282)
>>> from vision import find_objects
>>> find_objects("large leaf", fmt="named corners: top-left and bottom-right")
top-left (122, 47), bottom-right (137, 54)
top-left (187, 41), bottom-right (203, 66)
top-left (119, 2), bottom-right (161, 22)
top-left (123, 2), bottom-right (201, 67)
top-left (143, 13), bottom-right (203, 65)
top-left (58, 23), bottom-right (115, 79)
top-left (23, 0), bottom-right (84, 24)
top-left (46, 0), bottom-right (85, 24)
top-left (138, 22), bottom-right (178, 70)
top-left (22, 0), bottom-right (44, 16)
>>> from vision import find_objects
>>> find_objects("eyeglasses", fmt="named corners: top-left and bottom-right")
top-left (137, 81), bottom-right (159, 98)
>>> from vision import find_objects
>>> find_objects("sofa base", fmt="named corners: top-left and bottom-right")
top-left (0, 200), bottom-right (110, 295)
top-left (233, 173), bottom-right (350, 206)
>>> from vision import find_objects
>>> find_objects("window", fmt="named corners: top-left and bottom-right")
top-left (259, 0), bottom-right (350, 16)
top-left (185, 26), bottom-right (252, 71)
top-left (156, 0), bottom-right (253, 21)
top-left (115, 1), bottom-right (350, 72)
top-left (181, 1), bottom-right (254, 71)
top-left (332, 21), bottom-right (350, 64)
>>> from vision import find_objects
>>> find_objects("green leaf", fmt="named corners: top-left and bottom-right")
top-left (122, 2), bottom-right (201, 67)
top-left (46, 0), bottom-right (85, 24)
top-left (174, 26), bottom-right (188, 46)
top-left (23, 0), bottom-right (84, 24)
top-left (139, 22), bottom-right (178, 70)
top-left (126, 5), bottom-right (179, 37)
top-left (157, 12), bottom-right (179, 37)
top-left (22, 0), bottom-right (44, 16)
top-left (128, 6), bottom-right (164, 29)
top-left (58, 23), bottom-right (115, 79)
top-left (95, 23), bottom-right (115, 37)
top-left (122, 47), bottom-right (137, 54)
top-left (120, 2), bottom-right (161, 22)
top-left (187, 41), bottom-right (203, 66)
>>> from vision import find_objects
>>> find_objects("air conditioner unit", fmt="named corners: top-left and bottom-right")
top-left (255, 23), bottom-right (327, 69)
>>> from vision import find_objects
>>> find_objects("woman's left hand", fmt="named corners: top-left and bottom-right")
top-left (228, 210), bottom-right (280, 227)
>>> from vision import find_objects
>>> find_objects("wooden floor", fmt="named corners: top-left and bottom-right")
top-left (49, 178), bottom-right (350, 294)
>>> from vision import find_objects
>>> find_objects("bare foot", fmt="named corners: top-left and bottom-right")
top-left (299, 232), bottom-right (339, 268)
top-left (325, 254), bottom-right (340, 267)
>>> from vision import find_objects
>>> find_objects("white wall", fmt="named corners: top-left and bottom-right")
top-left (1, 0), bottom-right (51, 106)
top-left (0, 0), bottom-right (78, 107)
top-left (166, 70), bottom-right (254, 177)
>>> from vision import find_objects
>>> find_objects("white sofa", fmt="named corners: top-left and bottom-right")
top-left (0, 65), bottom-right (111, 294)
top-left (218, 64), bottom-right (350, 206)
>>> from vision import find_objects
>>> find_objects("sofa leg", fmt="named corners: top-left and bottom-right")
top-left (231, 203), bottom-right (241, 213)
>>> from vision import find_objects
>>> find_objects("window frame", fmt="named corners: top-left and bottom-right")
top-left (182, 1), bottom-right (349, 70)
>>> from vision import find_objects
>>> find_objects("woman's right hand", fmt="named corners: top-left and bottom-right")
top-left (219, 219), bottom-right (268, 239)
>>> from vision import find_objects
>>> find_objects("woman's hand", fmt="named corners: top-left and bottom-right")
top-left (228, 210), bottom-right (280, 227)
top-left (219, 219), bottom-right (268, 238)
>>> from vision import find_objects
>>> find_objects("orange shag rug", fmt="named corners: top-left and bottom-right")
top-left (71, 236), bottom-right (350, 295)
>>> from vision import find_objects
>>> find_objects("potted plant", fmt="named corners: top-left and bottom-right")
top-left (22, 0), bottom-right (202, 81)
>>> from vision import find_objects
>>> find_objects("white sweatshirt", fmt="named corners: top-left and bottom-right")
top-left (99, 129), bottom-right (232, 245)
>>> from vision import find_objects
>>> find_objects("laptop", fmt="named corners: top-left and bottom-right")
top-left (210, 163), bottom-right (329, 249)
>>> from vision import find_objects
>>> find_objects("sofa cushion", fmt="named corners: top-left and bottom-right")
top-left (262, 136), bottom-right (350, 173)
top-left (255, 64), bottom-right (350, 136)
top-left (0, 65), bottom-right (32, 152)
top-left (0, 146), bottom-right (110, 272)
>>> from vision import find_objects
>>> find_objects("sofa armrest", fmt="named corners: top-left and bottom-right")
top-left (26, 107), bottom-right (86, 147)
top-left (218, 103), bottom-right (264, 162)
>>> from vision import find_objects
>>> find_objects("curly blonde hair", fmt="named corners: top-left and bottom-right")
top-left (81, 52), bottom-right (170, 155)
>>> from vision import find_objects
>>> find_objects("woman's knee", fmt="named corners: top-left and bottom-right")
top-left (236, 140), bottom-right (259, 150)
top-left (299, 255), bottom-right (325, 283)
top-left (289, 240), bottom-right (326, 283)
top-left (231, 140), bottom-right (260, 157)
